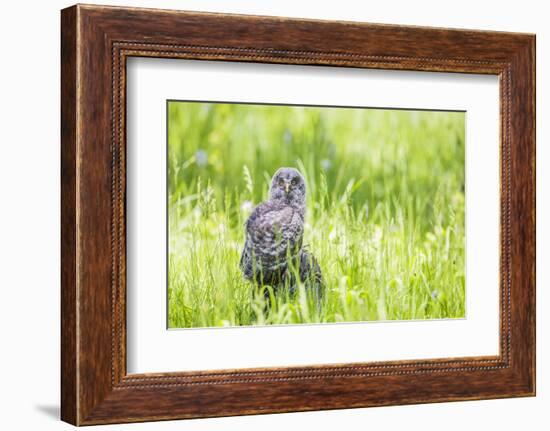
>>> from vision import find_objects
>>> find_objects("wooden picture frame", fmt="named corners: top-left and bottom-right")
top-left (61, 4), bottom-right (535, 425)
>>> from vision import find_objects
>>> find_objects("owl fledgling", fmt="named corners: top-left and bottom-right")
top-left (239, 167), bottom-right (323, 303)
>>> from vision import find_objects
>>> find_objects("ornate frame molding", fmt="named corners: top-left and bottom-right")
top-left (61, 5), bottom-right (535, 425)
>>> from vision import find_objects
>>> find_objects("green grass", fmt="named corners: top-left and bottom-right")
top-left (167, 102), bottom-right (465, 328)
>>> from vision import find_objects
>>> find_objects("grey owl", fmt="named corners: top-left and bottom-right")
top-left (239, 167), bottom-right (323, 303)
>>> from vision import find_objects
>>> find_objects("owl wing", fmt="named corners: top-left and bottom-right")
top-left (298, 247), bottom-right (324, 304)
top-left (240, 201), bottom-right (304, 278)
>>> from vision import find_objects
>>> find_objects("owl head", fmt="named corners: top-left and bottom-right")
top-left (269, 167), bottom-right (306, 206)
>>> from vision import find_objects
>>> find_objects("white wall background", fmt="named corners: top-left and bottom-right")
top-left (0, 0), bottom-right (546, 429)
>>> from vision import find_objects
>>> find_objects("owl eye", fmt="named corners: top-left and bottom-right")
top-left (278, 178), bottom-right (285, 187)
top-left (291, 178), bottom-right (297, 186)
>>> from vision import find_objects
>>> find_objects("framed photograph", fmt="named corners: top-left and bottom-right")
top-left (61, 4), bottom-right (535, 425)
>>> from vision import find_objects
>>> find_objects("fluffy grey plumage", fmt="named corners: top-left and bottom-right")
top-left (240, 167), bottom-right (323, 303)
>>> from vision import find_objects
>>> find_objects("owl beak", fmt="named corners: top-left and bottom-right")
top-left (284, 182), bottom-right (290, 193)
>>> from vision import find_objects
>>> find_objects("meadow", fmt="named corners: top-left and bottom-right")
top-left (167, 101), bottom-right (465, 328)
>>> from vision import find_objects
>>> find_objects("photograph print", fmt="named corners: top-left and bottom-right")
top-left (167, 101), bottom-right (465, 329)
